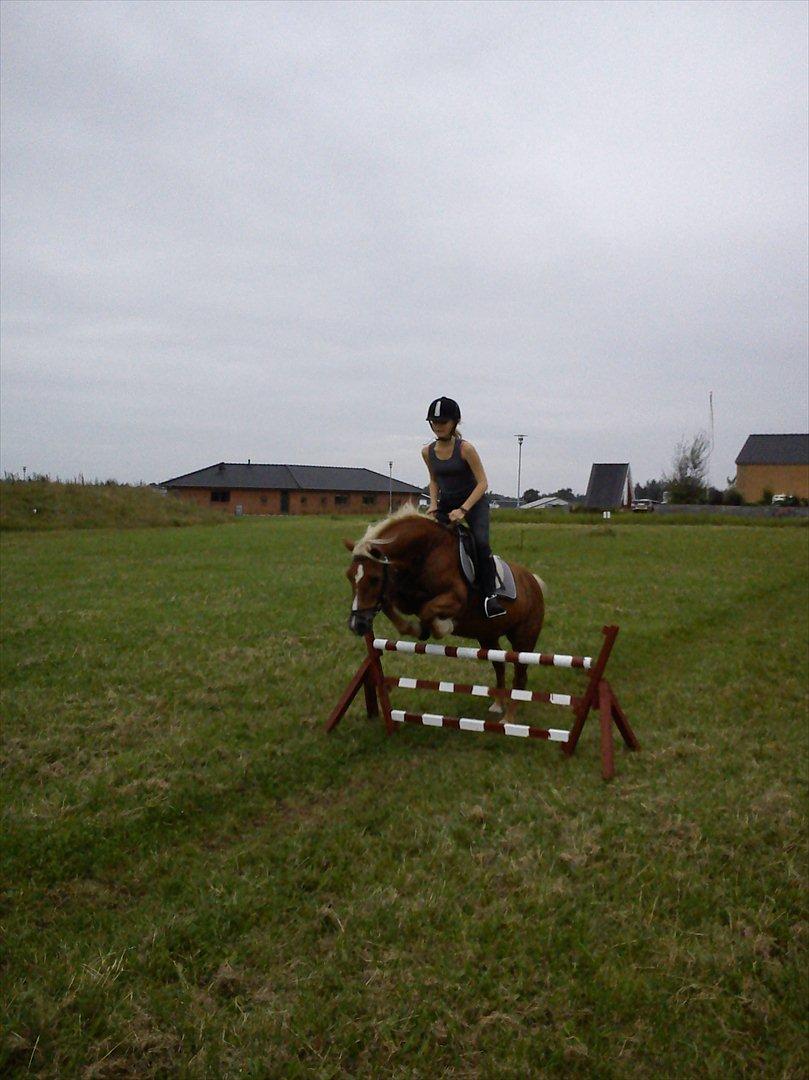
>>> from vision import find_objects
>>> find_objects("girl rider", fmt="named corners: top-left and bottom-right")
top-left (422, 397), bottom-right (506, 619)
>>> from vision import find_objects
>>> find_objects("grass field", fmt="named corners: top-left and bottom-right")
top-left (2, 516), bottom-right (807, 1077)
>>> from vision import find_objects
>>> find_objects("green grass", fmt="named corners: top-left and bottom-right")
top-left (493, 507), bottom-right (808, 527)
top-left (0, 479), bottom-right (231, 531)
top-left (1, 518), bottom-right (807, 1077)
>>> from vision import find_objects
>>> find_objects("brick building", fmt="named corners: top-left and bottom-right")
top-left (160, 462), bottom-right (423, 516)
top-left (735, 435), bottom-right (809, 503)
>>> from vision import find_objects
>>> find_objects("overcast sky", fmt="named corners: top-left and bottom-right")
top-left (1, 0), bottom-right (807, 495)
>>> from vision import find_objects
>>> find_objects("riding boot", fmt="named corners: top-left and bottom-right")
top-left (479, 555), bottom-right (506, 618)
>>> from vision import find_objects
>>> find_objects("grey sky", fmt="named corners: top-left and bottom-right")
top-left (1, 0), bottom-right (807, 496)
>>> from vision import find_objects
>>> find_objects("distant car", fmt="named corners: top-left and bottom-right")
top-left (489, 501), bottom-right (500, 509)
top-left (772, 493), bottom-right (798, 506)
top-left (632, 499), bottom-right (654, 512)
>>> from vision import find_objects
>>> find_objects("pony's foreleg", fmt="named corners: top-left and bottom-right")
top-left (503, 661), bottom-right (528, 722)
top-left (488, 659), bottom-right (506, 716)
top-left (418, 591), bottom-right (465, 639)
top-left (382, 601), bottom-right (422, 639)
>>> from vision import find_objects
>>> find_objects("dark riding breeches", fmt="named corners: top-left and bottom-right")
top-left (437, 498), bottom-right (497, 597)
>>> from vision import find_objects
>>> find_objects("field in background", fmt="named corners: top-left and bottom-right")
top-left (493, 506), bottom-right (809, 526)
top-left (2, 517), bottom-right (807, 1077)
top-left (5, 479), bottom-right (809, 535)
top-left (0, 478), bottom-right (231, 531)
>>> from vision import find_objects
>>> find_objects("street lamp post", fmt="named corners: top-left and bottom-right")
top-left (514, 435), bottom-right (525, 508)
top-left (388, 461), bottom-right (393, 514)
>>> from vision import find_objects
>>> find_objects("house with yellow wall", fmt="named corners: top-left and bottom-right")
top-left (735, 434), bottom-right (809, 503)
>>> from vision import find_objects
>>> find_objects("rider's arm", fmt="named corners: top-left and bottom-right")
top-left (458, 442), bottom-right (488, 514)
top-left (421, 446), bottom-right (439, 514)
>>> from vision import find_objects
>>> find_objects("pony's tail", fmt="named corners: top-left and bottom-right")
top-left (533, 574), bottom-right (547, 598)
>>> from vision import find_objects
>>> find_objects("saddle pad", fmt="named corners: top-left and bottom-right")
top-left (493, 555), bottom-right (517, 601)
top-left (458, 536), bottom-right (517, 600)
top-left (458, 540), bottom-right (476, 584)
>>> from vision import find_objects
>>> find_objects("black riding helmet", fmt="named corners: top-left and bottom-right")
top-left (426, 397), bottom-right (461, 422)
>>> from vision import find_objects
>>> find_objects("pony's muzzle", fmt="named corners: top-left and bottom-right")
top-left (348, 610), bottom-right (375, 636)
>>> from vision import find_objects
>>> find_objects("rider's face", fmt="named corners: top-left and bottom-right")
top-left (429, 418), bottom-right (455, 439)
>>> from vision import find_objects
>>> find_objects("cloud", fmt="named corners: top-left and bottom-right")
top-left (1, 0), bottom-right (806, 493)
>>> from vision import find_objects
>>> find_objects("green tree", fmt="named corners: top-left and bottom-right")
top-left (634, 479), bottom-right (665, 501)
top-left (664, 432), bottom-right (711, 504)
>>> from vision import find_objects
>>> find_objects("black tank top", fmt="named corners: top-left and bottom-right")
top-left (429, 438), bottom-right (477, 505)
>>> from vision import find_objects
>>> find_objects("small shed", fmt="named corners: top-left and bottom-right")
top-left (583, 463), bottom-right (633, 511)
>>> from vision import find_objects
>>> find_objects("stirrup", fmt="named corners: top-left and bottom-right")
top-left (484, 594), bottom-right (506, 618)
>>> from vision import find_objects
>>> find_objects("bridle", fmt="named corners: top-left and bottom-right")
top-left (364, 556), bottom-right (390, 616)
top-left (349, 556), bottom-right (391, 632)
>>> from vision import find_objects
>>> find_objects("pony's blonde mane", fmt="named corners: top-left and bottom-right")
top-left (352, 502), bottom-right (428, 558)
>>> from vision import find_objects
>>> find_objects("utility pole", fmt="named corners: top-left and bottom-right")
top-left (388, 461), bottom-right (393, 514)
top-left (515, 435), bottom-right (525, 508)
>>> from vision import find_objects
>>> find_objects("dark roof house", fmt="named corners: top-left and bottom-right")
top-left (583, 463), bottom-right (633, 510)
top-left (735, 434), bottom-right (809, 466)
top-left (160, 462), bottom-right (423, 516)
top-left (734, 434), bottom-right (809, 503)
top-left (162, 462), bottom-right (422, 494)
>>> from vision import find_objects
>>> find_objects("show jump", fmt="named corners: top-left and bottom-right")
top-left (326, 625), bottom-right (639, 781)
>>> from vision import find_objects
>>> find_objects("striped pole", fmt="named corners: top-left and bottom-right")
top-left (373, 637), bottom-right (592, 669)
top-left (384, 676), bottom-right (581, 709)
top-left (391, 710), bottom-right (570, 742)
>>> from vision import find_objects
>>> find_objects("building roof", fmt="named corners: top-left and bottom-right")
top-left (161, 462), bottom-right (423, 493)
top-left (583, 463), bottom-right (632, 510)
top-left (735, 434), bottom-right (809, 466)
top-left (520, 496), bottom-right (573, 509)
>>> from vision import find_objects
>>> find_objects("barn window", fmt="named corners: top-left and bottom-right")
top-left (260, 495), bottom-right (268, 504)
top-left (321, 497), bottom-right (327, 506)
top-left (363, 495), bottom-right (377, 505)
top-left (301, 497), bottom-right (307, 505)
top-left (211, 490), bottom-right (231, 503)
top-left (335, 495), bottom-right (349, 505)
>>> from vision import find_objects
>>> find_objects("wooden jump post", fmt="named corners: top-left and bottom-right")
top-left (326, 626), bottom-right (639, 781)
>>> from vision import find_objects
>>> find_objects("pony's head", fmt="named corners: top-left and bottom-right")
top-left (342, 504), bottom-right (427, 635)
top-left (343, 545), bottom-right (389, 636)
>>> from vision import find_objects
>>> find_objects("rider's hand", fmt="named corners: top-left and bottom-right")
top-left (448, 508), bottom-right (467, 524)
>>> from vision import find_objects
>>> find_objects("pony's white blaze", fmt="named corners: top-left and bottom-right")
top-left (351, 563), bottom-right (365, 610)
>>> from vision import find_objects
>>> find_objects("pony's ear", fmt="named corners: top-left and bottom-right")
top-left (342, 538), bottom-right (355, 553)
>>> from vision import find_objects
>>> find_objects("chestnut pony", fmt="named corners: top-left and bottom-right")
top-left (343, 506), bottom-right (545, 718)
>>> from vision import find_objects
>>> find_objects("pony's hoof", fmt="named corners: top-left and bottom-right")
top-left (488, 701), bottom-right (504, 716)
